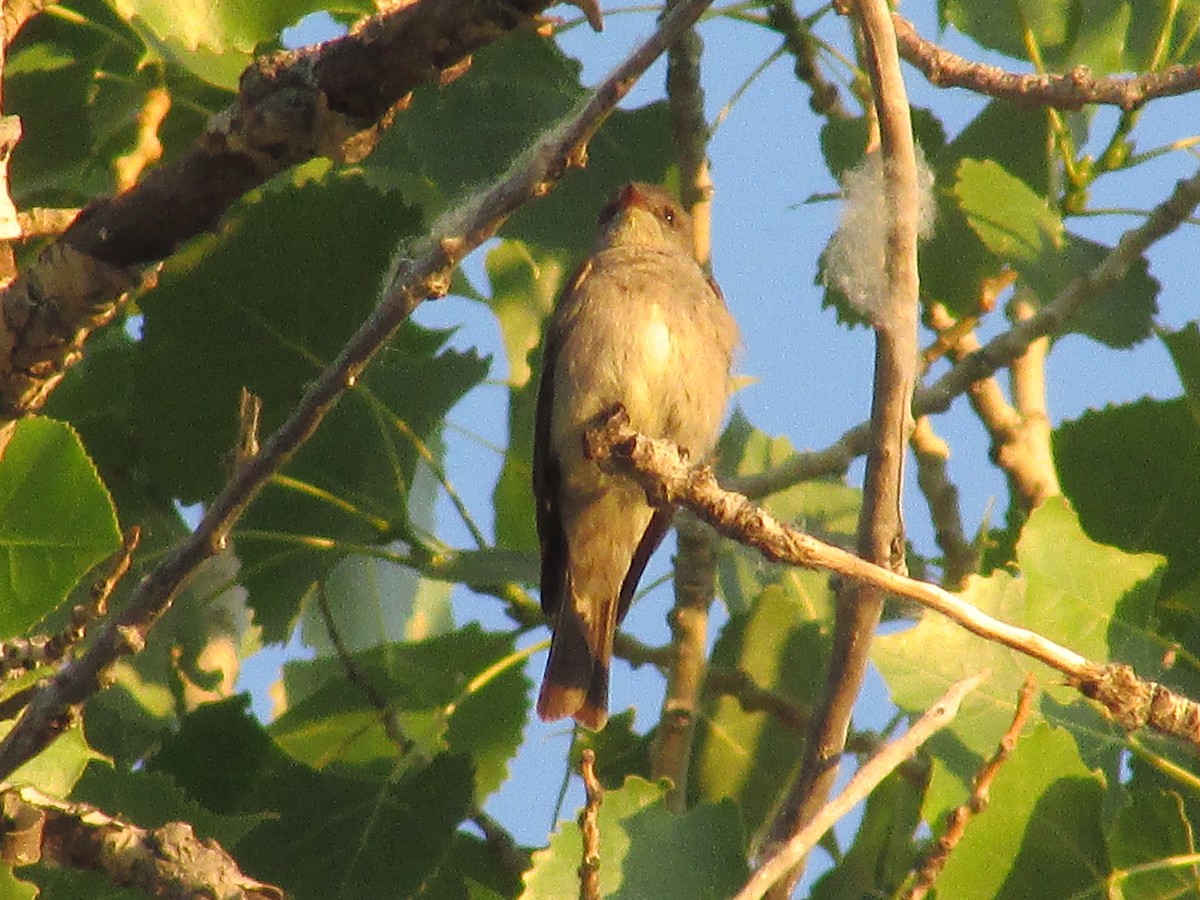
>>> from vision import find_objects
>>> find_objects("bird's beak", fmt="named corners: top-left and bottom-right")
top-left (617, 183), bottom-right (650, 212)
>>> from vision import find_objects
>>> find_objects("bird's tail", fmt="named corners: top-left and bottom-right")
top-left (537, 600), bottom-right (610, 730)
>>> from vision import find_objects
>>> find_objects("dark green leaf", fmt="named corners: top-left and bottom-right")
top-left (1055, 398), bottom-right (1200, 623)
top-left (519, 778), bottom-right (746, 899)
top-left (272, 625), bottom-right (529, 801)
top-left (692, 584), bottom-right (829, 840)
top-left (364, 32), bottom-right (674, 260)
top-left (150, 697), bottom-right (472, 900)
top-left (1162, 322), bottom-right (1200, 424)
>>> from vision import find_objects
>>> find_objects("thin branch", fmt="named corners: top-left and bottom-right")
top-left (732, 163), bottom-right (1200, 500)
top-left (585, 409), bottom-right (1200, 748)
top-left (0, 528), bottom-right (140, 682)
top-left (0, 0), bottom-right (718, 789)
top-left (764, 0), bottom-right (922, 891)
top-left (0, 784), bottom-right (282, 899)
top-left (650, 0), bottom-right (714, 810)
top-left (578, 749), bottom-right (603, 900)
top-left (894, 13), bottom-right (1200, 111)
top-left (734, 673), bottom-right (986, 900)
top-left (911, 417), bottom-right (977, 587)
top-left (906, 675), bottom-right (1036, 900)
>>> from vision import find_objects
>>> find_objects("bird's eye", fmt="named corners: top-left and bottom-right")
top-left (662, 206), bottom-right (677, 226)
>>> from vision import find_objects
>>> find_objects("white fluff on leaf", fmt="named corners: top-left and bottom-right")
top-left (823, 147), bottom-right (936, 323)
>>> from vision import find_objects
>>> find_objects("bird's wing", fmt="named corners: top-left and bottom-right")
top-left (534, 260), bottom-right (592, 618)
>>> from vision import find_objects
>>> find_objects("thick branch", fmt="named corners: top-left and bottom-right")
top-left (0, 0), bottom-right (718, 783)
top-left (0, 785), bottom-right (281, 899)
top-left (0, 0), bottom-right (586, 420)
top-left (894, 14), bottom-right (1200, 111)
top-left (765, 0), bottom-right (922, 889)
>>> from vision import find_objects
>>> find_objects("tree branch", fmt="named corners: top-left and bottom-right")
top-left (0, 0), bottom-right (592, 420)
top-left (894, 13), bottom-right (1200, 111)
top-left (732, 164), bottom-right (1200, 500)
top-left (764, 1), bottom-right (922, 890)
top-left (734, 673), bottom-right (986, 900)
top-left (0, 0), bottom-right (719, 784)
top-left (650, 0), bottom-right (715, 811)
top-left (586, 411), bottom-right (1200, 748)
top-left (0, 784), bottom-right (282, 899)
top-left (906, 675), bottom-right (1036, 900)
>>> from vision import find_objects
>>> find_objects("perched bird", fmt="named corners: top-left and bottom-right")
top-left (533, 182), bottom-right (738, 729)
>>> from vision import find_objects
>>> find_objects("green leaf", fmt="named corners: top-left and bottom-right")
top-left (364, 32), bottom-right (674, 259)
top-left (954, 159), bottom-right (1063, 267)
top-left (1107, 790), bottom-right (1199, 897)
top-left (934, 725), bottom-right (1107, 899)
top-left (1162, 322), bottom-right (1200, 425)
top-left (519, 777), bottom-right (746, 899)
top-left (132, 174), bottom-right (487, 639)
top-left (272, 625), bottom-right (529, 802)
top-left (417, 832), bottom-right (528, 900)
top-left (810, 768), bottom-right (927, 900)
top-left (0, 867), bottom-right (38, 900)
top-left (0, 719), bottom-right (96, 798)
top-left (484, 241), bottom-right (569, 553)
top-left (0, 417), bottom-right (120, 638)
top-left (1055, 398), bottom-right (1200, 622)
top-left (874, 497), bottom-right (1163, 818)
top-left (939, 0), bottom-right (1072, 64)
top-left (106, 0), bottom-right (372, 88)
top-left (1022, 235), bottom-right (1158, 348)
top-left (72, 763), bottom-right (264, 846)
top-left (692, 584), bottom-right (830, 842)
top-left (150, 697), bottom-right (472, 900)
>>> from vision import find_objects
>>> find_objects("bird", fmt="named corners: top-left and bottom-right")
top-left (533, 181), bottom-right (738, 729)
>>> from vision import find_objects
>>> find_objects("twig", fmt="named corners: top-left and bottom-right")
top-left (732, 163), bottom-right (1200, 500)
top-left (651, 517), bottom-right (716, 808)
top-left (584, 409), bottom-right (1200, 748)
top-left (0, 784), bottom-right (283, 899)
top-left (0, 0), bottom-right (718, 789)
top-left (733, 673), bottom-right (986, 900)
top-left (907, 675), bottom-right (1036, 899)
top-left (910, 418), bottom-right (977, 587)
top-left (0, 528), bottom-right (140, 682)
top-left (894, 13), bottom-right (1200, 111)
top-left (578, 749), bottom-right (603, 900)
top-left (764, 0), bottom-right (922, 891)
top-left (703, 664), bottom-right (810, 732)
top-left (315, 581), bottom-right (414, 754)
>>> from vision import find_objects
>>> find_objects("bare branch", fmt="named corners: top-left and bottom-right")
top-left (578, 749), bottom-right (603, 900)
top-left (0, 784), bottom-right (282, 899)
top-left (911, 417), bottom-right (977, 587)
top-left (735, 673), bottom-right (986, 900)
top-left (0, 0), bottom-right (717, 790)
top-left (894, 14), bottom-right (1200, 111)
